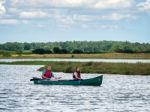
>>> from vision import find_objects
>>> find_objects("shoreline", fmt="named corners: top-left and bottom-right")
top-left (0, 61), bottom-right (150, 75)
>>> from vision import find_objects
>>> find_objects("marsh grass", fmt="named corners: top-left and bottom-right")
top-left (0, 61), bottom-right (150, 75)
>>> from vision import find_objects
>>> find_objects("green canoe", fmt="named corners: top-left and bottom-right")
top-left (30, 75), bottom-right (103, 86)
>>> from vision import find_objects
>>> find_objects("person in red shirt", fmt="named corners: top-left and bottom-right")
top-left (73, 67), bottom-right (81, 80)
top-left (37, 65), bottom-right (54, 79)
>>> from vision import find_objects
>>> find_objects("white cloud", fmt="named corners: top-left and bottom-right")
top-left (52, 12), bottom-right (135, 28)
top-left (100, 13), bottom-right (135, 20)
top-left (10, 0), bottom-right (92, 8)
top-left (8, 8), bottom-right (19, 13)
top-left (0, 0), bottom-right (137, 28)
top-left (137, 0), bottom-right (150, 12)
top-left (0, 0), bottom-right (6, 15)
top-left (8, 0), bottom-right (135, 22)
top-left (51, 0), bottom-right (93, 7)
top-left (19, 11), bottom-right (49, 18)
top-left (11, 0), bottom-right (51, 7)
top-left (0, 19), bottom-right (18, 24)
top-left (54, 14), bottom-right (75, 26)
top-left (11, 0), bottom-right (133, 9)
top-left (95, 0), bottom-right (133, 9)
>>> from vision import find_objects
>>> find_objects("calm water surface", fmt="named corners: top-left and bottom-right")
top-left (0, 58), bottom-right (150, 63)
top-left (0, 65), bottom-right (150, 112)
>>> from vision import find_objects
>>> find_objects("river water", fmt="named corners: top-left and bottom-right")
top-left (0, 65), bottom-right (150, 112)
top-left (0, 58), bottom-right (150, 63)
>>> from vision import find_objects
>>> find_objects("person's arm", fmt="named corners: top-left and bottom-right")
top-left (37, 67), bottom-right (44, 71)
top-left (41, 69), bottom-right (46, 79)
top-left (76, 77), bottom-right (81, 80)
top-left (42, 75), bottom-right (49, 79)
top-left (74, 72), bottom-right (78, 79)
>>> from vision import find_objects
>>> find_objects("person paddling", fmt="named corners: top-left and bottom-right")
top-left (37, 65), bottom-right (54, 79)
top-left (73, 67), bottom-right (82, 80)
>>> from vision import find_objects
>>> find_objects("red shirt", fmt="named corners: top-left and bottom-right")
top-left (44, 69), bottom-right (53, 78)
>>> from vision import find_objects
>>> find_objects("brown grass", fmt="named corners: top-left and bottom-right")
top-left (1, 53), bottom-right (150, 59)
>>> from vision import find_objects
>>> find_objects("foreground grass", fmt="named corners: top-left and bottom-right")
top-left (0, 53), bottom-right (150, 59)
top-left (0, 61), bottom-right (150, 75)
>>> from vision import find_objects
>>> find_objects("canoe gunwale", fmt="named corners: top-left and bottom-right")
top-left (30, 75), bottom-right (103, 86)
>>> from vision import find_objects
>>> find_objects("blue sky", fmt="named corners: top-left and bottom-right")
top-left (0, 0), bottom-right (150, 43)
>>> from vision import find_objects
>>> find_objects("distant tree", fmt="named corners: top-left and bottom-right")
top-left (72, 49), bottom-right (83, 54)
top-left (44, 49), bottom-right (52, 54)
top-left (61, 49), bottom-right (70, 53)
top-left (32, 48), bottom-right (52, 54)
top-left (0, 41), bottom-right (150, 53)
top-left (53, 47), bottom-right (62, 54)
top-left (24, 43), bottom-right (32, 50)
top-left (32, 48), bottom-right (45, 54)
top-left (3, 42), bottom-right (24, 51)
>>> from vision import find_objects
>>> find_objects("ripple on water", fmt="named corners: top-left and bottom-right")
top-left (0, 65), bottom-right (150, 112)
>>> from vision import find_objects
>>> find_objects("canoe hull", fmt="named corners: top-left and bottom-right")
top-left (30, 75), bottom-right (103, 86)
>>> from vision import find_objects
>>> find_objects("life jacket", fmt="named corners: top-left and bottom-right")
top-left (73, 71), bottom-right (81, 79)
top-left (44, 69), bottom-right (53, 78)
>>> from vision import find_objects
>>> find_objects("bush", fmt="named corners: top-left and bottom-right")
top-left (61, 49), bottom-right (70, 53)
top-left (53, 47), bottom-right (62, 53)
top-left (72, 49), bottom-right (83, 54)
top-left (32, 48), bottom-right (52, 54)
top-left (2, 52), bottom-right (11, 57)
top-left (71, 55), bottom-right (75, 58)
top-left (16, 50), bottom-right (23, 56)
top-left (0, 50), bottom-right (4, 54)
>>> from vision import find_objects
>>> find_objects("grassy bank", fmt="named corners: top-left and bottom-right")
top-left (0, 53), bottom-right (150, 59)
top-left (0, 61), bottom-right (150, 75)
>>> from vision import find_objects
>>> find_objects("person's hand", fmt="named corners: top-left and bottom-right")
top-left (37, 67), bottom-right (44, 71)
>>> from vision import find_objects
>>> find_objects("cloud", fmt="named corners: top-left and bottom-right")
top-left (0, 0), bottom-right (139, 29)
top-left (51, 0), bottom-right (93, 8)
top-left (10, 0), bottom-right (91, 8)
top-left (10, 0), bottom-right (133, 9)
top-left (100, 13), bottom-right (135, 20)
top-left (52, 12), bottom-right (135, 29)
top-left (19, 11), bottom-right (49, 18)
top-left (0, 19), bottom-right (18, 24)
top-left (0, 0), bottom-right (6, 15)
top-left (95, 0), bottom-right (133, 9)
top-left (55, 13), bottom-right (135, 23)
top-left (56, 15), bottom-right (74, 25)
top-left (137, 0), bottom-right (150, 12)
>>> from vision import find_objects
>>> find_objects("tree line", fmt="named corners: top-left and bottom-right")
top-left (0, 41), bottom-right (150, 54)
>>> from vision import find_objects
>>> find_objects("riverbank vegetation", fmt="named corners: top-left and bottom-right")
top-left (0, 61), bottom-right (150, 75)
top-left (1, 41), bottom-right (150, 59)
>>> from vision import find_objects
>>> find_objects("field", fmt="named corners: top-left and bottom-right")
top-left (0, 53), bottom-right (150, 59)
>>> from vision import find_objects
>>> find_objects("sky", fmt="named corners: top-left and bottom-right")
top-left (0, 0), bottom-right (150, 43)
